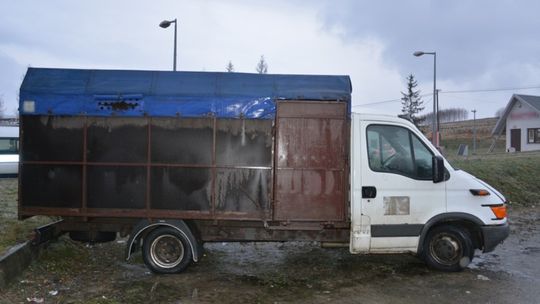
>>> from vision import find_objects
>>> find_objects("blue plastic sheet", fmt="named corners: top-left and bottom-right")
top-left (20, 68), bottom-right (352, 119)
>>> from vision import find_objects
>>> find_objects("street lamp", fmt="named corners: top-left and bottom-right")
top-left (159, 19), bottom-right (178, 71)
top-left (413, 51), bottom-right (437, 146)
top-left (471, 109), bottom-right (477, 154)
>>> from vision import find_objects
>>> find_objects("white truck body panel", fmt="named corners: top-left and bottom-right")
top-left (350, 113), bottom-right (506, 254)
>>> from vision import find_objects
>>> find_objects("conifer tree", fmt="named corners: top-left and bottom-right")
top-left (400, 74), bottom-right (424, 127)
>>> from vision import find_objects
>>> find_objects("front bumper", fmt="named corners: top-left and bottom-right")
top-left (482, 223), bottom-right (510, 253)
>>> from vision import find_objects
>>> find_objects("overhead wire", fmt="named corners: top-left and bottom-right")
top-left (354, 84), bottom-right (540, 107)
top-left (354, 93), bottom-right (431, 107)
top-left (441, 85), bottom-right (540, 94)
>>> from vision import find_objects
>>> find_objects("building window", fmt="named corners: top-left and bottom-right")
top-left (528, 128), bottom-right (540, 143)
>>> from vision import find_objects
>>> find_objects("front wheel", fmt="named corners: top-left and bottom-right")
top-left (142, 227), bottom-right (193, 274)
top-left (422, 225), bottom-right (474, 272)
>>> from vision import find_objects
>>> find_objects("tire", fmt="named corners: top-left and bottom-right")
top-left (422, 225), bottom-right (474, 272)
top-left (142, 226), bottom-right (193, 274)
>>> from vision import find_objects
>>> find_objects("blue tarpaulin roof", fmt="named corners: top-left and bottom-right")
top-left (19, 68), bottom-right (352, 119)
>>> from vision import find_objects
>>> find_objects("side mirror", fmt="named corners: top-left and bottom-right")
top-left (432, 155), bottom-right (445, 183)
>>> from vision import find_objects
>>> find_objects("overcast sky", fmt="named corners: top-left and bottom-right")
top-left (1, 0), bottom-right (540, 118)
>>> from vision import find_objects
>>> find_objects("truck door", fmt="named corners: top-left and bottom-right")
top-left (354, 121), bottom-right (446, 252)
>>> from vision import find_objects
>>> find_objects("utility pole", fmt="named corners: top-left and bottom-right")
top-left (413, 51), bottom-right (437, 146)
top-left (472, 109), bottom-right (477, 154)
top-left (436, 89), bottom-right (440, 147)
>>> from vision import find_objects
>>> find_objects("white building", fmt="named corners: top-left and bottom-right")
top-left (492, 94), bottom-right (540, 152)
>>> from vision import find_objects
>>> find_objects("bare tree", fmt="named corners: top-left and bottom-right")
top-left (255, 55), bottom-right (268, 74)
top-left (417, 108), bottom-right (469, 125)
top-left (226, 61), bottom-right (235, 72)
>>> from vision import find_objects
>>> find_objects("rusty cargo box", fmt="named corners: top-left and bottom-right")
top-left (18, 68), bottom-right (352, 226)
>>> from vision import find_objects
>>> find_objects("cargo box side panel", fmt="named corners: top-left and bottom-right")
top-left (151, 167), bottom-right (212, 211)
top-left (21, 116), bottom-right (84, 161)
top-left (87, 165), bottom-right (146, 209)
top-left (216, 119), bottom-right (272, 167)
top-left (87, 117), bottom-right (148, 163)
top-left (20, 115), bottom-right (84, 209)
top-left (215, 119), bottom-right (272, 218)
top-left (149, 118), bottom-right (213, 211)
top-left (20, 164), bottom-right (82, 208)
top-left (215, 168), bottom-right (271, 214)
top-left (151, 118), bottom-right (213, 164)
top-left (83, 117), bottom-right (148, 210)
top-left (274, 101), bottom-right (347, 222)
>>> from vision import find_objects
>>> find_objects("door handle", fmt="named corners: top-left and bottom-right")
top-left (362, 186), bottom-right (377, 199)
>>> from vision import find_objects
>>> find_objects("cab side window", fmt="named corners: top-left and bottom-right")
top-left (367, 125), bottom-right (433, 180)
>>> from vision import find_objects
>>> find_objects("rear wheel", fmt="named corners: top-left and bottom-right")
top-left (142, 227), bottom-right (192, 274)
top-left (422, 225), bottom-right (474, 272)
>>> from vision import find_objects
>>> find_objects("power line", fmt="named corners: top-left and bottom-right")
top-left (355, 93), bottom-right (431, 107)
top-left (355, 84), bottom-right (540, 106)
top-left (441, 85), bottom-right (540, 94)
top-left (352, 98), bottom-right (399, 107)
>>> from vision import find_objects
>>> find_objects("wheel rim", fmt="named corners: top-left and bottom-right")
top-left (150, 234), bottom-right (184, 269)
top-left (429, 233), bottom-right (462, 266)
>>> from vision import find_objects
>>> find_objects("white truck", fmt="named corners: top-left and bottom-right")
top-left (19, 68), bottom-right (509, 273)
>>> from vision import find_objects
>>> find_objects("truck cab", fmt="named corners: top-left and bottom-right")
top-left (350, 112), bottom-right (509, 271)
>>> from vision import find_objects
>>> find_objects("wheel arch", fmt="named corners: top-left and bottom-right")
top-left (417, 213), bottom-right (484, 255)
top-left (125, 219), bottom-right (201, 262)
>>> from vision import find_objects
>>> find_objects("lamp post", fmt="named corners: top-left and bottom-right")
top-left (413, 51), bottom-right (437, 146)
top-left (159, 19), bottom-right (178, 71)
top-left (472, 109), bottom-right (477, 154)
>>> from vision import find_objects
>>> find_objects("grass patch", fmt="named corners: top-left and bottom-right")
top-left (448, 152), bottom-right (540, 206)
top-left (0, 178), bottom-right (54, 255)
top-left (36, 237), bottom-right (91, 273)
top-left (440, 137), bottom-right (506, 156)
